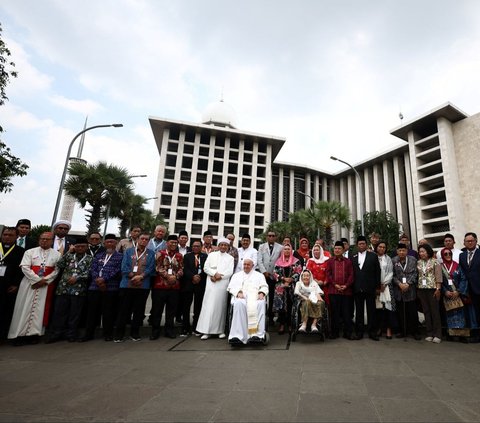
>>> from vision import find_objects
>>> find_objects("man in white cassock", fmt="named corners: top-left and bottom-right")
top-left (228, 258), bottom-right (269, 344)
top-left (196, 237), bottom-right (234, 339)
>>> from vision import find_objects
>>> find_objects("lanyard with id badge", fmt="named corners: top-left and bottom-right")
top-left (133, 249), bottom-right (146, 273)
top-left (0, 244), bottom-right (15, 277)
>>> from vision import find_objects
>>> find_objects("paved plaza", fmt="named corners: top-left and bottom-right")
top-left (1, 329), bottom-right (480, 422)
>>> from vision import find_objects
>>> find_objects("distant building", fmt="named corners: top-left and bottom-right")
top-left (150, 101), bottom-right (479, 248)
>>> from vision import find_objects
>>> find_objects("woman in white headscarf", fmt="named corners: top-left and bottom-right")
top-left (196, 238), bottom-right (234, 340)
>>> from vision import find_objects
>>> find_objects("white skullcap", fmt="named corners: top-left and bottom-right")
top-left (217, 237), bottom-right (230, 246)
top-left (52, 220), bottom-right (71, 229)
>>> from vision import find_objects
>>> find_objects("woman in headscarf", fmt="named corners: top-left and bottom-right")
top-left (294, 237), bottom-right (310, 268)
top-left (375, 241), bottom-right (397, 339)
top-left (306, 244), bottom-right (330, 305)
top-left (440, 247), bottom-right (477, 342)
top-left (294, 269), bottom-right (325, 332)
top-left (273, 244), bottom-right (302, 334)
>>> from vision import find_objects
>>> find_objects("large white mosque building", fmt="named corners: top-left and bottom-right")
top-left (149, 101), bottom-right (480, 248)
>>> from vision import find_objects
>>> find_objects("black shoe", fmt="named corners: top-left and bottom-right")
top-left (12, 338), bottom-right (26, 347)
top-left (249, 336), bottom-right (262, 343)
top-left (354, 334), bottom-right (363, 340)
top-left (413, 333), bottom-right (422, 341)
top-left (395, 333), bottom-right (405, 339)
top-left (28, 336), bottom-right (40, 345)
top-left (386, 335), bottom-right (392, 340)
top-left (104, 337), bottom-right (113, 342)
top-left (369, 334), bottom-right (380, 341)
top-left (229, 337), bottom-right (242, 344)
top-left (165, 332), bottom-right (176, 339)
top-left (78, 336), bottom-right (93, 343)
top-left (45, 336), bottom-right (60, 344)
top-left (149, 331), bottom-right (160, 341)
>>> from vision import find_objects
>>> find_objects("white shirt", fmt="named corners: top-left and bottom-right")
top-left (357, 251), bottom-right (366, 269)
top-left (236, 246), bottom-right (258, 273)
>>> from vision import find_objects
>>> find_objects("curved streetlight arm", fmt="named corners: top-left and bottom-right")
top-left (330, 156), bottom-right (364, 236)
top-left (51, 124), bottom-right (123, 227)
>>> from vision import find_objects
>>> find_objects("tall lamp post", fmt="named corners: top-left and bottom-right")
top-left (51, 123), bottom-right (123, 227)
top-left (330, 156), bottom-right (365, 236)
top-left (298, 191), bottom-right (320, 239)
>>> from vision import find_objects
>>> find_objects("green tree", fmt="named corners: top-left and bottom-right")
top-left (110, 193), bottom-right (166, 237)
top-left (64, 161), bottom-right (134, 233)
top-left (353, 210), bottom-right (401, 251)
top-left (309, 201), bottom-right (352, 247)
top-left (0, 23), bottom-right (28, 194)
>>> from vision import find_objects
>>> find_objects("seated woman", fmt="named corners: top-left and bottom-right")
top-left (294, 269), bottom-right (325, 332)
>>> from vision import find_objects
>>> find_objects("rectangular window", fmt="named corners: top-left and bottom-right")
top-left (225, 201), bottom-right (235, 211)
top-left (198, 159), bottom-right (209, 171)
top-left (256, 192), bottom-right (265, 202)
top-left (180, 171), bottom-right (191, 181)
top-left (258, 154), bottom-right (266, 164)
top-left (193, 211), bottom-right (203, 221)
top-left (176, 209), bottom-right (187, 220)
top-left (214, 149), bottom-right (224, 158)
top-left (160, 208), bottom-right (170, 219)
top-left (199, 146), bottom-right (210, 157)
top-left (185, 128), bottom-right (195, 143)
top-left (184, 144), bottom-right (194, 154)
top-left (209, 212), bottom-right (219, 222)
top-left (194, 198), bottom-right (205, 208)
top-left (167, 142), bottom-right (178, 152)
top-left (200, 132), bottom-right (210, 145)
top-left (160, 195), bottom-right (172, 206)
top-left (256, 180), bottom-right (265, 189)
top-left (178, 196), bottom-right (189, 207)
top-left (195, 185), bottom-right (206, 195)
top-left (241, 190), bottom-right (250, 200)
top-left (240, 215), bottom-right (249, 225)
top-left (243, 164), bottom-right (252, 176)
top-left (169, 127), bottom-right (180, 140)
top-left (227, 176), bottom-right (237, 186)
top-left (244, 152), bottom-right (252, 163)
top-left (166, 155), bottom-right (176, 167)
top-left (225, 213), bottom-right (235, 224)
top-left (228, 163), bottom-right (238, 174)
top-left (227, 188), bottom-right (236, 199)
top-left (255, 204), bottom-right (264, 213)
top-left (213, 161), bottom-right (223, 172)
top-left (179, 184), bottom-right (189, 194)
top-left (216, 134), bottom-right (225, 147)
top-left (162, 181), bottom-right (174, 192)
top-left (211, 186), bottom-right (222, 197)
top-left (210, 199), bottom-right (221, 209)
top-left (229, 150), bottom-right (239, 161)
top-left (182, 156), bottom-right (193, 168)
top-left (212, 174), bottom-right (223, 185)
top-left (242, 179), bottom-right (251, 188)
top-left (257, 167), bottom-right (266, 178)
top-left (196, 172), bottom-right (207, 183)
top-left (164, 169), bottom-right (176, 180)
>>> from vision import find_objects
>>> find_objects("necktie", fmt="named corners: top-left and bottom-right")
top-left (58, 238), bottom-right (64, 255)
top-left (18, 238), bottom-right (25, 247)
top-left (195, 255), bottom-right (199, 269)
top-left (468, 250), bottom-right (474, 266)
top-left (269, 244), bottom-right (273, 254)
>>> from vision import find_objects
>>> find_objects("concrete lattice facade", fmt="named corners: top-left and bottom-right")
top-left (150, 102), bottom-right (479, 248)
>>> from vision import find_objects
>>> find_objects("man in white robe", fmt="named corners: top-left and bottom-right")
top-left (8, 232), bottom-right (61, 344)
top-left (196, 237), bottom-right (234, 339)
top-left (235, 233), bottom-right (258, 273)
top-left (228, 258), bottom-right (269, 344)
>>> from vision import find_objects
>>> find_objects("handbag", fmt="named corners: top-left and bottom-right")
top-left (443, 295), bottom-right (463, 311)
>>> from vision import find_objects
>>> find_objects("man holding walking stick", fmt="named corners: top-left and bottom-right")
top-left (392, 243), bottom-right (422, 340)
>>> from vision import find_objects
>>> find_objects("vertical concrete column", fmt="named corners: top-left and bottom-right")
top-left (383, 159), bottom-right (396, 217)
top-left (289, 169), bottom-right (295, 211)
top-left (278, 167), bottom-right (284, 221)
top-left (373, 163), bottom-right (385, 211)
top-left (322, 177), bottom-right (328, 201)
top-left (404, 148), bottom-right (419, 245)
top-left (437, 117), bottom-right (466, 239)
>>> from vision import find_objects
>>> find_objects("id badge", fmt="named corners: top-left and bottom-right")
top-left (133, 265), bottom-right (138, 273)
top-left (198, 267), bottom-right (202, 275)
top-left (402, 277), bottom-right (406, 284)
top-left (0, 266), bottom-right (6, 277)
top-left (167, 269), bottom-right (173, 275)
top-left (422, 278), bottom-right (427, 286)
top-left (448, 279), bottom-right (453, 286)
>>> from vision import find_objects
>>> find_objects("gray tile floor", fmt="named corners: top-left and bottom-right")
top-left (1, 331), bottom-right (479, 422)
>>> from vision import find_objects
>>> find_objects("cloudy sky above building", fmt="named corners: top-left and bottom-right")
top-left (1, 0), bottom-right (480, 231)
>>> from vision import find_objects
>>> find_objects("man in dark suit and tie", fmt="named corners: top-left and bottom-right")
top-left (15, 219), bottom-right (36, 250)
top-left (459, 232), bottom-right (480, 342)
top-left (352, 236), bottom-right (381, 340)
top-left (180, 240), bottom-right (208, 336)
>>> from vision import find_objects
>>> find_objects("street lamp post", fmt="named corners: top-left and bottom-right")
top-left (330, 156), bottom-right (365, 236)
top-left (51, 123), bottom-right (123, 227)
top-left (298, 191), bottom-right (320, 239)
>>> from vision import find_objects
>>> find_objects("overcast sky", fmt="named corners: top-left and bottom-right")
top-left (1, 0), bottom-right (480, 232)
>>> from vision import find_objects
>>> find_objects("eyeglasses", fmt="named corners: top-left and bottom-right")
top-left (57, 227), bottom-right (69, 231)
top-left (267, 234), bottom-right (276, 237)
top-left (444, 252), bottom-right (452, 256)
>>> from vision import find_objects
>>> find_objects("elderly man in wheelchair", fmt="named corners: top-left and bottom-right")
top-left (227, 258), bottom-right (269, 345)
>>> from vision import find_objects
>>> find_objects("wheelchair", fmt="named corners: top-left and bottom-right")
top-left (226, 295), bottom-right (270, 347)
top-left (291, 295), bottom-right (329, 342)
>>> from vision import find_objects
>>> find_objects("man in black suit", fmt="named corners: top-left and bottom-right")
top-left (0, 227), bottom-right (25, 341)
top-left (180, 240), bottom-right (207, 336)
top-left (459, 232), bottom-right (480, 341)
top-left (87, 232), bottom-right (105, 257)
top-left (352, 236), bottom-right (381, 340)
top-left (15, 219), bottom-right (36, 250)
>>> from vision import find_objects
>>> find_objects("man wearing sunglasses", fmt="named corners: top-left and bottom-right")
top-left (436, 233), bottom-right (462, 264)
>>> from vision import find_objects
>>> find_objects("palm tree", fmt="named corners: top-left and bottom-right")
top-left (64, 161), bottom-right (134, 233)
top-left (308, 200), bottom-right (352, 247)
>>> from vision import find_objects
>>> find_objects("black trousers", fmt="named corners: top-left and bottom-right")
top-left (396, 299), bottom-right (419, 336)
top-left (51, 295), bottom-right (86, 339)
top-left (115, 288), bottom-right (149, 339)
top-left (330, 294), bottom-right (353, 336)
top-left (84, 290), bottom-right (118, 339)
top-left (354, 291), bottom-right (377, 336)
top-left (0, 290), bottom-right (17, 340)
top-left (182, 284), bottom-right (205, 332)
top-left (267, 277), bottom-right (276, 320)
top-left (151, 289), bottom-right (179, 335)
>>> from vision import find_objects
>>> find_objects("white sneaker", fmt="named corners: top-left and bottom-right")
top-left (218, 333), bottom-right (226, 339)
top-left (432, 337), bottom-right (442, 344)
top-left (200, 334), bottom-right (209, 340)
top-left (425, 336), bottom-right (433, 342)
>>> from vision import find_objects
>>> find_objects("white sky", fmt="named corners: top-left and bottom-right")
top-left (1, 0), bottom-right (480, 232)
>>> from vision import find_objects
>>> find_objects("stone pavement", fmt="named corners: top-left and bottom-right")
top-left (1, 330), bottom-right (480, 422)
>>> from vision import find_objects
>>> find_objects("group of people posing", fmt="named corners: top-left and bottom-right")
top-left (1, 218), bottom-right (479, 346)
